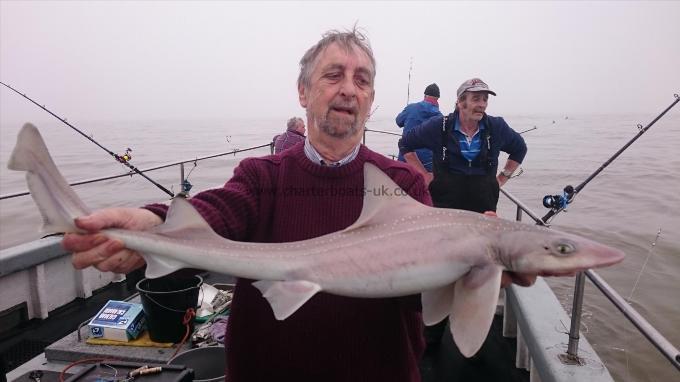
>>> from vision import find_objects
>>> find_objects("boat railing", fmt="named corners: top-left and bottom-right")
top-left (1, 129), bottom-right (678, 379)
top-left (501, 188), bottom-right (680, 374)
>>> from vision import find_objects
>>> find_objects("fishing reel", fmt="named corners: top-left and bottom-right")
top-left (182, 179), bottom-right (193, 193)
top-left (542, 185), bottom-right (575, 210)
top-left (115, 148), bottom-right (133, 163)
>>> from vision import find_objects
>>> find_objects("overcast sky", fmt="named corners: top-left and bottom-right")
top-left (1, 1), bottom-right (678, 124)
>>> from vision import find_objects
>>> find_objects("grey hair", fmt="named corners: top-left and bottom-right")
top-left (286, 117), bottom-right (300, 130)
top-left (297, 27), bottom-right (376, 90)
top-left (455, 93), bottom-right (468, 111)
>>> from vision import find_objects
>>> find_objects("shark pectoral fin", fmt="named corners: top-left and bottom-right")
top-left (140, 253), bottom-right (188, 279)
top-left (450, 265), bottom-right (503, 358)
top-left (252, 280), bottom-right (322, 320)
top-left (421, 284), bottom-right (456, 326)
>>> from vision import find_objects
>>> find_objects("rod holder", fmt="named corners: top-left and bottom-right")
top-left (567, 272), bottom-right (586, 358)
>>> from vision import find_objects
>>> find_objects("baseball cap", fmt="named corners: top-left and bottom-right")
top-left (456, 78), bottom-right (496, 98)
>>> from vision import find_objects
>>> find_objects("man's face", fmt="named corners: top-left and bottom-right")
top-left (296, 119), bottom-right (306, 135)
top-left (458, 92), bottom-right (489, 122)
top-left (298, 42), bottom-right (375, 141)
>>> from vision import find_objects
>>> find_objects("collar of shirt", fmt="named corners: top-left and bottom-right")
top-left (454, 116), bottom-right (485, 137)
top-left (303, 137), bottom-right (360, 167)
top-left (286, 129), bottom-right (305, 137)
top-left (423, 97), bottom-right (439, 107)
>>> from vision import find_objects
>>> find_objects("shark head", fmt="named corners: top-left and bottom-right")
top-left (496, 227), bottom-right (625, 276)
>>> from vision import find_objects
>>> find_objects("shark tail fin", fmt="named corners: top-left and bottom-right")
top-left (8, 123), bottom-right (91, 233)
top-left (7, 123), bottom-right (49, 172)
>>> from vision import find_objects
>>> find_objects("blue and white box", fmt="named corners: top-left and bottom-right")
top-left (88, 300), bottom-right (146, 342)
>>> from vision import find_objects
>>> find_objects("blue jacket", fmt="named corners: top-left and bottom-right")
top-left (396, 100), bottom-right (442, 171)
top-left (399, 110), bottom-right (527, 176)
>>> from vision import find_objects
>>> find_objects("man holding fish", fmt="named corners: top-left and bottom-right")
top-left (44, 28), bottom-right (622, 382)
top-left (64, 27), bottom-right (442, 381)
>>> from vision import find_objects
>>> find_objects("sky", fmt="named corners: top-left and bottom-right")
top-left (1, 1), bottom-right (679, 125)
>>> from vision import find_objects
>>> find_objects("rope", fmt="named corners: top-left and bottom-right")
top-left (169, 308), bottom-right (196, 360)
top-left (59, 357), bottom-right (118, 382)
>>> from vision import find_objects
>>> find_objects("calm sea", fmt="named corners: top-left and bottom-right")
top-left (1, 113), bottom-right (678, 381)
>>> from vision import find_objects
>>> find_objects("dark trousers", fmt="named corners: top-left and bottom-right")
top-left (428, 172), bottom-right (499, 213)
top-left (424, 171), bottom-right (499, 346)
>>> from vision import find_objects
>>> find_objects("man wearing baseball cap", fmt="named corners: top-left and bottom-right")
top-left (395, 83), bottom-right (443, 179)
top-left (399, 77), bottom-right (527, 347)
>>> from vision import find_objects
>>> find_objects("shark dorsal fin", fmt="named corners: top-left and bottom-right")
top-left (141, 197), bottom-right (221, 278)
top-left (151, 197), bottom-right (221, 241)
top-left (344, 163), bottom-right (426, 231)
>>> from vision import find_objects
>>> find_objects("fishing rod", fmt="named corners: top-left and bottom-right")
top-left (541, 94), bottom-right (679, 223)
top-left (0, 81), bottom-right (175, 198)
top-left (406, 57), bottom-right (413, 105)
top-left (518, 126), bottom-right (537, 134)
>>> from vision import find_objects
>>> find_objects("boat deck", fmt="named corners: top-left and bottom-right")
top-left (3, 270), bottom-right (528, 382)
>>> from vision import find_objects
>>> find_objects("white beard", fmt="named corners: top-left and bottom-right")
top-left (315, 110), bottom-right (362, 139)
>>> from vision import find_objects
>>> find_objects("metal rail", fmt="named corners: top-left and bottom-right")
top-left (585, 269), bottom-right (680, 370)
top-left (500, 188), bottom-right (548, 227)
top-left (364, 128), bottom-right (402, 137)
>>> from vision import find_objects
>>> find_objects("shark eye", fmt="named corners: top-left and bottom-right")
top-left (552, 241), bottom-right (576, 256)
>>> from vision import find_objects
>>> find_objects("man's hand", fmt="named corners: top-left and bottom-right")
top-left (501, 272), bottom-right (537, 288)
top-left (403, 152), bottom-right (433, 186)
top-left (423, 172), bottom-right (434, 186)
top-left (497, 160), bottom-right (521, 188)
top-left (497, 174), bottom-right (510, 187)
top-left (62, 208), bottom-right (162, 274)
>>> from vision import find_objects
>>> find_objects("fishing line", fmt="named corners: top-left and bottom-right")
top-left (0, 81), bottom-right (175, 197)
top-left (541, 94), bottom-right (680, 224)
top-left (368, 105), bottom-right (380, 120)
top-left (616, 227), bottom-right (662, 381)
top-left (627, 228), bottom-right (662, 302)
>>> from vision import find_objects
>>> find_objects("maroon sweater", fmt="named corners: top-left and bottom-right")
top-left (146, 143), bottom-right (432, 382)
